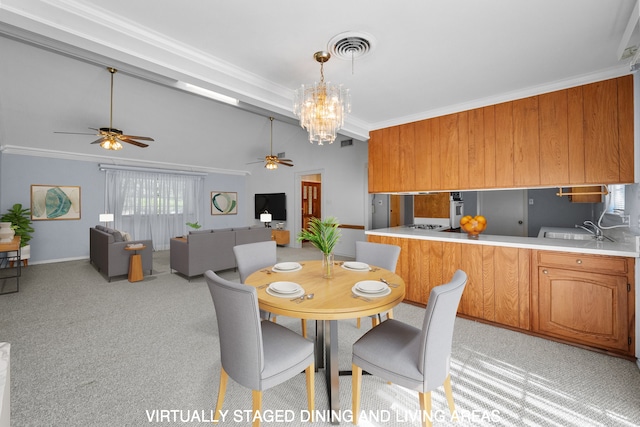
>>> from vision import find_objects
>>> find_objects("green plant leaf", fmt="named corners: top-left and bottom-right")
top-left (0, 203), bottom-right (34, 247)
top-left (296, 216), bottom-right (341, 254)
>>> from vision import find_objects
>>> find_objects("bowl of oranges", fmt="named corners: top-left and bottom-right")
top-left (460, 215), bottom-right (487, 239)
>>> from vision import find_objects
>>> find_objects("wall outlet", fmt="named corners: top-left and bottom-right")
top-left (622, 215), bottom-right (630, 225)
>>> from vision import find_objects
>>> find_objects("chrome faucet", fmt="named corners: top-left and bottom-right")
top-left (575, 221), bottom-right (606, 241)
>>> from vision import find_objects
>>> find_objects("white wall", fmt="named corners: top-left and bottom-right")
top-left (0, 35), bottom-right (369, 261)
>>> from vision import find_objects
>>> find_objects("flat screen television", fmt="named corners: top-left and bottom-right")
top-left (254, 193), bottom-right (287, 221)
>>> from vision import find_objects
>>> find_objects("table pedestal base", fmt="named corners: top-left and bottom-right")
top-left (128, 254), bottom-right (144, 282)
top-left (316, 320), bottom-right (341, 424)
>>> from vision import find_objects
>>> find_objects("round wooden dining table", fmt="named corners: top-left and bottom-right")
top-left (246, 260), bottom-right (405, 423)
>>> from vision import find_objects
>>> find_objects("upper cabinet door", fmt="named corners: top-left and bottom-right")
top-left (539, 90), bottom-right (570, 185)
top-left (398, 123), bottom-right (416, 191)
top-left (513, 96), bottom-right (540, 187)
top-left (583, 78), bottom-right (620, 184)
top-left (368, 129), bottom-right (384, 193)
top-left (414, 119), bottom-right (434, 191)
top-left (494, 101), bottom-right (515, 187)
top-left (617, 75), bottom-right (634, 183)
top-left (367, 75), bottom-right (633, 193)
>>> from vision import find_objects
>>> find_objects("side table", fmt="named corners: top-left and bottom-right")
top-left (271, 229), bottom-right (290, 246)
top-left (124, 244), bottom-right (146, 282)
top-left (0, 237), bottom-right (21, 295)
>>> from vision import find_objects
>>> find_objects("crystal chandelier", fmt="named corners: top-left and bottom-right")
top-left (293, 51), bottom-right (351, 145)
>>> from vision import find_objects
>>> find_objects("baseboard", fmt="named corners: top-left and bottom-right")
top-left (29, 256), bottom-right (89, 265)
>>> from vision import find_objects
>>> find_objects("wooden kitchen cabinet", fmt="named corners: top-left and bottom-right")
top-left (414, 118), bottom-right (435, 190)
top-left (512, 96), bottom-right (540, 187)
top-left (368, 234), bottom-right (635, 356)
top-left (368, 128), bottom-right (386, 193)
top-left (532, 250), bottom-right (634, 356)
top-left (368, 75), bottom-right (634, 193)
top-left (368, 235), bottom-right (530, 330)
top-left (539, 89), bottom-right (570, 185)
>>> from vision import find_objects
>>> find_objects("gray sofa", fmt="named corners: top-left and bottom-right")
top-left (170, 227), bottom-right (271, 279)
top-left (89, 226), bottom-right (153, 281)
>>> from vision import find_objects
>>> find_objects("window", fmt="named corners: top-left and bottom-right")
top-left (106, 169), bottom-right (204, 250)
top-left (606, 185), bottom-right (625, 214)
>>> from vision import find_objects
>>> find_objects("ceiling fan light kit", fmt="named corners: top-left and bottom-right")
top-left (55, 67), bottom-right (154, 150)
top-left (293, 51), bottom-right (351, 145)
top-left (246, 117), bottom-right (294, 169)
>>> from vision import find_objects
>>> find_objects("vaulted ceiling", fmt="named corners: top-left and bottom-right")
top-left (1, 0), bottom-right (638, 144)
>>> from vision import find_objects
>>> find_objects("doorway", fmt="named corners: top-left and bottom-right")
top-left (301, 175), bottom-right (322, 230)
top-left (294, 170), bottom-right (323, 249)
top-left (477, 189), bottom-right (528, 236)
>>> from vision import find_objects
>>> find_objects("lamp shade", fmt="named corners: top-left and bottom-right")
top-left (260, 213), bottom-right (272, 223)
top-left (99, 213), bottom-right (114, 223)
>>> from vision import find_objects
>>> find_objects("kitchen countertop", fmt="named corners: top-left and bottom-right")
top-left (366, 226), bottom-right (640, 257)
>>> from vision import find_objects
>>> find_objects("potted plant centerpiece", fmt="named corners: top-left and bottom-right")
top-left (297, 216), bottom-right (341, 278)
top-left (1, 203), bottom-right (34, 266)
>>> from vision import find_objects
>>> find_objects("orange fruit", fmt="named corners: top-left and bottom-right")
top-left (475, 215), bottom-right (487, 225)
top-left (460, 215), bottom-right (472, 226)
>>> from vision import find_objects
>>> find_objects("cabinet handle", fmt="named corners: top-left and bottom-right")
top-left (576, 259), bottom-right (582, 264)
top-left (542, 269), bottom-right (548, 274)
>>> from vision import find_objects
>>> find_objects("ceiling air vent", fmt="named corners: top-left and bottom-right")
top-left (341, 139), bottom-right (353, 148)
top-left (328, 32), bottom-right (376, 61)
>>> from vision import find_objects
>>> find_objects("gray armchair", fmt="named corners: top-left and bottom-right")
top-left (204, 271), bottom-right (315, 426)
top-left (351, 270), bottom-right (467, 427)
top-left (89, 227), bottom-right (152, 281)
top-left (355, 241), bottom-right (401, 328)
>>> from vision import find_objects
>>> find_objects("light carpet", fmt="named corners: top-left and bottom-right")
top-left (1, 247), bottom-right (639, 427)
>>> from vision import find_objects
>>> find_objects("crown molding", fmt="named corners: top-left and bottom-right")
top-left (0, 145), bottom-right (250, 176)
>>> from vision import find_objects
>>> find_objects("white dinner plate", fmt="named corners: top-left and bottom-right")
top-left (273, 262), bottom-right (302, 272)
top-left (351, 284), bottom-right (391, 298)
top-left (343, 262), bottom-right (370, 271)
top-left (355, 280), bottom-right (387, 294)
top-left (268, 281), bottom-right (302, 294)
top-left (266, 287), bottom-right (305, 298)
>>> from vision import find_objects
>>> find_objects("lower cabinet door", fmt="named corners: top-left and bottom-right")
top-left (536, 267), bottom-right (629, 352)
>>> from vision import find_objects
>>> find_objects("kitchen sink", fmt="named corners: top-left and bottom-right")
top-left (538, 226), bottom-right (596, 240)
top-left (542, 231), bottom-right (596, 240)
top-left (538, 226), bottom-right (615, 242)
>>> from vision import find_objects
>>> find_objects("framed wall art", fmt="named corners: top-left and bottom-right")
top-left (31, 185), bottom-right (81, 220)
top-left (211, 191), bottom-right (237, 215)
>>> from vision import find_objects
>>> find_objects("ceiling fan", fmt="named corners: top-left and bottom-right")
top-left (248, 117), bottom-right (294, 169)
top-left (55, 67), bottom-right (154, 150)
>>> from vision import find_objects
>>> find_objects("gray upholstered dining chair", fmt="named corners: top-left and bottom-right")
top-left (205, 270), bottom-right (315, 427)
top-left (354, 241), bottom-right (401, 328)
top-left (234, 240), bottom-right (278, 284)
top-left (233, 240), bottom-right (308, 337)
top-left (234, 240), bottom-right (277, 318)
top-left (351, 269), bottom-right (467, 427)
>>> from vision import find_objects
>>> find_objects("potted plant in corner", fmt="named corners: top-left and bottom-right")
top-left (1, 203), bottom-right (34, 266)
top-left (297, 216), bottom-right (341, 278)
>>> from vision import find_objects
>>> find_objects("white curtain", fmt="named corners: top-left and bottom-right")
top-left (105, 170), bottom-right (204, 250)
